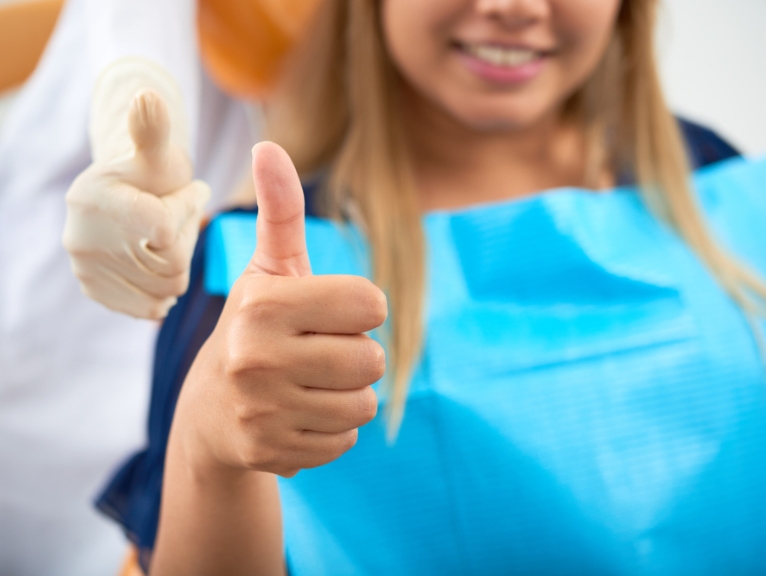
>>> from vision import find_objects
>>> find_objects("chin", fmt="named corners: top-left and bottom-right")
top-left (448, 101), bottom-right (550, 133)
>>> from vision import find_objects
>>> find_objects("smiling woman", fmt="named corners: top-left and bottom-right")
top-left (88, 0), bottom-right (766, 574)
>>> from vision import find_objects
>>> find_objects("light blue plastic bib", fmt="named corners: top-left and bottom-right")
top-left (206, 157), bottom-right (766, 575)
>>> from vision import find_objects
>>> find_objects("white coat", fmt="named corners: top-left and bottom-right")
top-left (0, 0), bottom-right (255, 574)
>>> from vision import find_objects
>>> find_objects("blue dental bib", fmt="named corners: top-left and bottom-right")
top-left (206, 157), bottom-right (766, 575)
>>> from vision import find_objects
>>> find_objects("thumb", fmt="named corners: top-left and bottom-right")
top-left (129, 89), bottom-right (170, 164)
top-left (126, 89), bottom-right (192, 196)
top-left (249, 141), bottom-right (311, 278)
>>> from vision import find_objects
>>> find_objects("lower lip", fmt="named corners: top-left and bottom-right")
top-left (457, 50), bottom-right (546, 85)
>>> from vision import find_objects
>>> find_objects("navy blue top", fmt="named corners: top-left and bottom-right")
top-left (95, 118), bottom-right (740, 572)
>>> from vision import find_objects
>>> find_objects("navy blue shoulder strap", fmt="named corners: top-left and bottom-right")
top-left (678, 117), bottom-right (740, 170)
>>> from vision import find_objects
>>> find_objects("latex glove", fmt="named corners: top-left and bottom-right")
top-left (63, 59), bottom-right (210, 319)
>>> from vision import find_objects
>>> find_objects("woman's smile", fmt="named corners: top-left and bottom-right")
top-left (383, 0), bottom-right (621, 131)
top-left (453, 41), bottom-right (551, 85)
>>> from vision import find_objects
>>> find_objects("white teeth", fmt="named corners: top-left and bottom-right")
top-left (464, 44), bottom-right (538, 67)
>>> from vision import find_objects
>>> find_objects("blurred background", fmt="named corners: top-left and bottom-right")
top-left (657, 0), bottom-right (766, 155)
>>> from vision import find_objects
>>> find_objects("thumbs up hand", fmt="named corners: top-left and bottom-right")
top-left (171, 142), bottom-right (387, 478)
top-left (63, 88), bottom-right (210, 319)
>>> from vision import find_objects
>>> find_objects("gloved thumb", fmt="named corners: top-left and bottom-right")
top-left (128, 89), bottom-right (173, 181)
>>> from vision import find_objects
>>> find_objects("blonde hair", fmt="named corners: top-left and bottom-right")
top-left (263, 0), bottom-right (766, 437)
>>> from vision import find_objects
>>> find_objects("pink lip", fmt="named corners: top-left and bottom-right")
top-left (456, 48), bottom-right (546, 85)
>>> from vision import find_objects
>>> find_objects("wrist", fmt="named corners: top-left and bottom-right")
top-left (169, 356), bottom-right (273, 486)
top-left (168, 400), bottom-right (252, 487)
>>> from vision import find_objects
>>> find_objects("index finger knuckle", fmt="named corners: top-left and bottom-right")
top-left (348, 277), bottom-right (388, 328)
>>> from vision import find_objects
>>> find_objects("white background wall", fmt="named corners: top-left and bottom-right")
top-left (658, 0), bottom-right (766, 155)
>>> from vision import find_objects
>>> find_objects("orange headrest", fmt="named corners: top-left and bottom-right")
top-left (197, 0), bottom-right (322, 99)
top-left (0, 0), bottom-right (64, 92)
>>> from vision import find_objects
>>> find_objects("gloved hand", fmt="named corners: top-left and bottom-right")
top-left (63, 59), bottom-right (210, 319)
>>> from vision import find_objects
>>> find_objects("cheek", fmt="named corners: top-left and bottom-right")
top-left (553, 0), bottom-right (622, 84)
top-left (381, 0), bottom-right (463, 90)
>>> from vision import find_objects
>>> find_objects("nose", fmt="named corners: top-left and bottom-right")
top-left (474, 0), bottom-right (550, 28)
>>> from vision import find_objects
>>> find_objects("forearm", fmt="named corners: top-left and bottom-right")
top-left (150, 412), bottom-right (286, 576)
